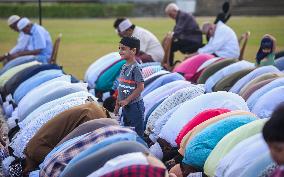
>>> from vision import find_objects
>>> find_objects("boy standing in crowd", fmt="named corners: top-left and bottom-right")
top-left (114, 36), bottom-right (145, 137)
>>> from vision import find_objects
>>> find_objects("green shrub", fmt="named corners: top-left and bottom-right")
top-left (0, 3), bottom-right (134, 18)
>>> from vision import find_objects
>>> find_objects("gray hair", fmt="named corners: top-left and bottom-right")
top-left (165, 3), bottom-right (179, 13)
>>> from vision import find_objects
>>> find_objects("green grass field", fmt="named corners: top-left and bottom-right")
top-left (0, 17), bottom-right (284, 79)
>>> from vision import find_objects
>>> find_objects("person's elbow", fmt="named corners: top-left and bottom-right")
top-left (137, 82), bottom-right (144, 92)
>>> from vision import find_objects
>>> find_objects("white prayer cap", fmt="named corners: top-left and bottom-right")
top-left (7, 15), bottom-right (20, 26)
top-left (17, 17), bottom-right (31, 31)
top-left (118, 19), bottom-right (132, 32)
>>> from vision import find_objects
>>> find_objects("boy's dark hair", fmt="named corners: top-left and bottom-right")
top-left (113, 18), bottom-right (126, 29)
top-left (263, 102), bottom-right (284, 142)
top-left (120, 36), bottom-right (140, 54)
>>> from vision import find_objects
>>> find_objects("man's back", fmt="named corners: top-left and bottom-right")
top-left (30, 24), bottom-right (53, 62)
top-left (132, 26), bottom-right (164, 62)
top-left (174, 11), bottom-right (202, 44)
top-left (198, 21), bottom-right (240, 59)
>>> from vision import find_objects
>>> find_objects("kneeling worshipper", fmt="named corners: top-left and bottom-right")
top-left (1, 63), bottom-right (62, 100)
top-left (16, 80), bottom-right (88, 121)
top-left (142, 72), bottom-right (184, 97)
top-left (197, 58), bottom-right (237, 84)
top-left (13, 69), bottom-right (65, 104)
top-left (169, 114), bottom-right (257, 177)
top-left (239, 151), bottom-right (275, 177)
top-left (23, 103), bottom-right (110, 174)
top-left (247, 77), bottom-right (284, 110)
top-left (8, 91), bottom-right (98, 156)
top-left (144, 70), bottom-right (170, 88)
top-left (262, 103), bottom-right (284, 177)
top-left (141, 65), bottom-right (163, 79)
top-left (172, 54), bottom-right (215, 82)
top-left (145, 85), bottom-right (204, 137)
top-left (214, 133), bottom-right (268, 177)
top-left (86, 152), bottom-right (173, 177)
top-left (61, 141), bottom-right (149, 177)
top-left (149, 91), bottom-right (249, 161)
top-left (84, 52), bottom-right (121, 90)
top-left (0, 61), bottom-right (40, 89)
top-left (143, 80), bottom-right (193, 119)
top-left (229, 65), bottom-right (279, 94)
top-left (238, 72), bottom-right (283, 97)
top-left (178, 110), bottom-right (255, 159)
top-left (212, 67), bottom-right (254, 92)
top-left (204, 60), bottom-right (255, 93)
top-left (39, 126), bottom-right (142, 177)
top-left (251, 86), bottom-right (284, 118)
top-left (204, 118), bottom-right (267, 177)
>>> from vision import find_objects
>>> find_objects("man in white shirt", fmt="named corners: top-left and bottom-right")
top-left (8, 18), bottom-right (53, 64)
top-left (0, 15), bottom-right (30, 63)
top-left (197, 21), bottom-right (240, 59)
top-left (118, 19), bottom-right (165, 63)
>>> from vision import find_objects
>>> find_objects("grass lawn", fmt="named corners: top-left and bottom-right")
top-left (0, 16), bottom-right (284, 79)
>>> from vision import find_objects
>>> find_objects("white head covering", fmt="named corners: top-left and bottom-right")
top-left (17, 17), bottom-right (30, 31)
top-left (118, 19), bottom-right (132, 32)
top-left (7, 15), bottom-right (20, 26)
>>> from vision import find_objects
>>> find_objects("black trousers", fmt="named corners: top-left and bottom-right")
top-left (169, 39), bottom-right (202, 66)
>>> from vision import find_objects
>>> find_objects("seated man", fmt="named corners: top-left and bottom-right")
top-left (165, 3), bottom-right (203, 66)
top-left (8, 18), bottom-right (53, 64)
top-left (118, 18), bottom-right (164, 63)
top-left (0, 15), bottom-right (30, 63)
top-left (196, 21), bottom-right (240, 59)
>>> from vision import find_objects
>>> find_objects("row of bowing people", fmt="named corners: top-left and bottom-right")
top-left (0, 35), bottom-right (284, 177)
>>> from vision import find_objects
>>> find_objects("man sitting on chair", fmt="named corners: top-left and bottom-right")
top-left (7, 18), bottom-right (53, 64)
top-left (118, 18), bottom-right (164, 63)
top-left (165, 3), bottom-right (203, 67)
top-left (197, 21), bottom-right (240, 59)
top-left (0, 15), bottom-right (31, 63)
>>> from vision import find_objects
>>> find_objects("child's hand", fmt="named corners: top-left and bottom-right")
top-left (119, 99), bottom-right (129, 107)
top-left (114, 105), bottom-right (120, 116)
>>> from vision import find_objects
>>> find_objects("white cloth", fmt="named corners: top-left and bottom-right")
top-left (84, 52), bottom-right (121, 89)
top-left (7, 15), bottom-right (20, 25)
top-left (247, 77), bottom-right (284, 110)
top-left (196, 57), bottom-right (222, 72)
top-left (217, 134), bottom-right (268, 177)
top-left (118, 19), bottom-right (132, 32)
top-left (229, 65), bottom-right (279, 94)
top-left (145, 85), bottom-right (204, 135)
top-left (149, 105), bottom-right (180, 143)
top-left (143, 80), bottom-right (192, 119)
top-left (9, 32), bottom-right (31, 55)
top-left (159, 91), bottom-right (249, 147)
top-left (88, 152), bottom-right (148, 177)
top-left (149, 142), bottom-right (163, 160)
top-left (252, 86), bottom-right (284, 118)
top-left (10, 94), bottom-right (95, 158)
top-left (198, 21), bottom-right (240, 59)
top-left (18, 91), bottom-right (95, 129)
top-left (17, 17), bottom-right (30, 31)
top-left (215, 133), bottom-right (264, 177)
top-left (132, 26), bottom-right (164, 62)
top-left (17, 81), bottom-right (87, 120)
top-left (205, 60), bottom-right (255, 92)
top-left (144, 70), bottom-right (170, 81)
